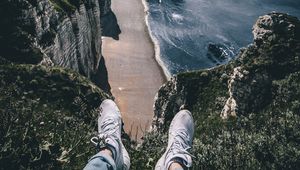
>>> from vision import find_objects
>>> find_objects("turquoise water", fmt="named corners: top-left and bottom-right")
top-left (146, 0), bottom-right (300, 75)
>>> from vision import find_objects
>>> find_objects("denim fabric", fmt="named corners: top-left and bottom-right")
top-left (84, 152), bottom-right (116, 170)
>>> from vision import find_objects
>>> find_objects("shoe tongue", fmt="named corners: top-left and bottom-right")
top-left (100, 118), bottom-right (118, 134)
top-left (174, 132), bottom-right (190, 147)
top-left (102, 124), bottom-right (115, 133)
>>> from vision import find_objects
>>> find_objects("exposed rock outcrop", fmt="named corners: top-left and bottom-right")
top-left (221, 12), bottom-right (300, 118)
top-left (99, 0), bottom-right (112, 16)
top-left (206, 43), bottom-right (235, 64)
top-left (152, 12), bottom-right (300, 131)
top-left (0, 1), bottom-right (114, 168)
top-left (135, 12), bottom-right (300, 169)
top-left (220, 66), bottom-right (270, 118)
top-left (152, 76), bottom-right (186, 131)
top-left (0, 0), bottom-right (112, 78)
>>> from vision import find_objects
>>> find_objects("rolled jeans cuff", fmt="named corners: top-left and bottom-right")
top-left (84, 152), bottom-right (116, 170)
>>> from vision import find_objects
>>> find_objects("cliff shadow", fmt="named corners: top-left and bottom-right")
top-left (101, 11), bottom-right (121, 40)
top-left (92, 56), bottom-right (112, 95)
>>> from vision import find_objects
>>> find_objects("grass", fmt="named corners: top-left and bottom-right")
top-left (128, 13), bottom-right (300, 169)
top-left (0, 64), bottom-right (110, 169)
top-left (0, 11), bottom-right (299, 170)
top-left (49, 0), bottom-right (84, 14)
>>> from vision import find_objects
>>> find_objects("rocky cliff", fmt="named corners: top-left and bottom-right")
top-left (0, 0), bottom-right (111, 78)
top-left (129, 13), bottom-right (300, 169)
top-left (153, 12), bottom-right (300, 131)
top-left (99, 0), bottom-right (111, 16)
top-left (0, 0), bottom-right (113, 169)
top-left (1, 3), bottom-right (300, 169)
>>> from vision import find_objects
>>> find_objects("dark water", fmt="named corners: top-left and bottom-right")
top-left (146, 0), bottom-right (300, 76)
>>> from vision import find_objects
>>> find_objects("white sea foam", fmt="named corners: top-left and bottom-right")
top-left (142, 0), bottom-right (172, 80)
top-left (171, 13), bottom-right (184, 22)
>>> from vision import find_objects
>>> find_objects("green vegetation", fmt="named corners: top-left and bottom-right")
top-left (0, 7), bottom-right (299, 170)
top-left (49, 0), bottom-right (80, 13)
top-left (49, 0), bottom-right (95, 14)
top-left (0, 64), bottom-right (110, 169)
top-left (188, 72), bottom-right (300, 169)
top-left (128, 13), bottom-right (300, 169)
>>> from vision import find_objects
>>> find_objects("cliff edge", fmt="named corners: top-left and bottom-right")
top-left (0, 0), bottom-right (113, 169)
top-left (0, 0), bottom-right (105, 78)
top-left (129, 12), bottom-right (300, 169)
top-left (0, 3), bottom-right (300, 169)
top-left (0, 64), bottom-right (110, 169)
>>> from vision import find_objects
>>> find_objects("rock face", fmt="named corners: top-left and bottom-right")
top-left (220, 66), bottom-right (270, 118)
top-left (99, 0), bottom-right (112, 16)
top-left (153, 12), bottom-right (300, 130)
top-left (0, 0), bottom-right (111, 78)
top-left (253, 13), bottom-right (299, 44)
top-left (0, 1), bottom-right (114, 168)
top-left (152, 76), bottom-right (186, 131)
top-left (206, 43), bottom-right (234, 64)
top-left (138, 12), bottom-right (300, 169)
top-left (222, 12), bottom-right (300, 118)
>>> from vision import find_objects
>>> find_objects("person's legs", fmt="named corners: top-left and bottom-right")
top-left (155, 110), bottom-right (195, 170)
top-left (84, 99), bottom-right (130, 170)
top-left (84, 151), bottom-right (116, 170)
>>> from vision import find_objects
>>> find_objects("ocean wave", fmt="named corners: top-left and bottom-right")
top-left (143, 0), bottom-right (300, 76)
top-left (171, 13), bottom-right (184, 22)
top-left (142, 0), bottom-right (172, 80)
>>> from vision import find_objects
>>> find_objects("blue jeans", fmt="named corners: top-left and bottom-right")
top-left (84, 153), bottom-right (185, 170)
top-left (84, 152), bottom-right (116, 170)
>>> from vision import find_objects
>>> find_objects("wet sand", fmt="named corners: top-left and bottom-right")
top-left (102, 0), bottom-right (166, 140)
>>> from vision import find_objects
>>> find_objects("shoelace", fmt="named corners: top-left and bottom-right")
top-left (91, 118), bottom-right (120, 147)
top-left (168, 130), bottom-right (195, 159)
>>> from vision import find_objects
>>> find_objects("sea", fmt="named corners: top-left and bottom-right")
top-left (144, 0), bottom-right (300, 78)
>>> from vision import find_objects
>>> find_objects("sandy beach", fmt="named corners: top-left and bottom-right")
top-left (101, 0), bottom-right (166, 140)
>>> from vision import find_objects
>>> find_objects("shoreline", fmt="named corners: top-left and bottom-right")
top-left (141, 0), bottom-right (172, 80)
top-left (102, 0), bottom-right (166, 141)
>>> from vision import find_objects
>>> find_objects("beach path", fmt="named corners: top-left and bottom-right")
top-left (102, 0), bottom-right (165, 140)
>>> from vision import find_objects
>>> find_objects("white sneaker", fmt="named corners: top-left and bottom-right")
top-left (155, 110), bottom-right (194, 170)
top-left (91, 99), bottom-right (130, 170)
